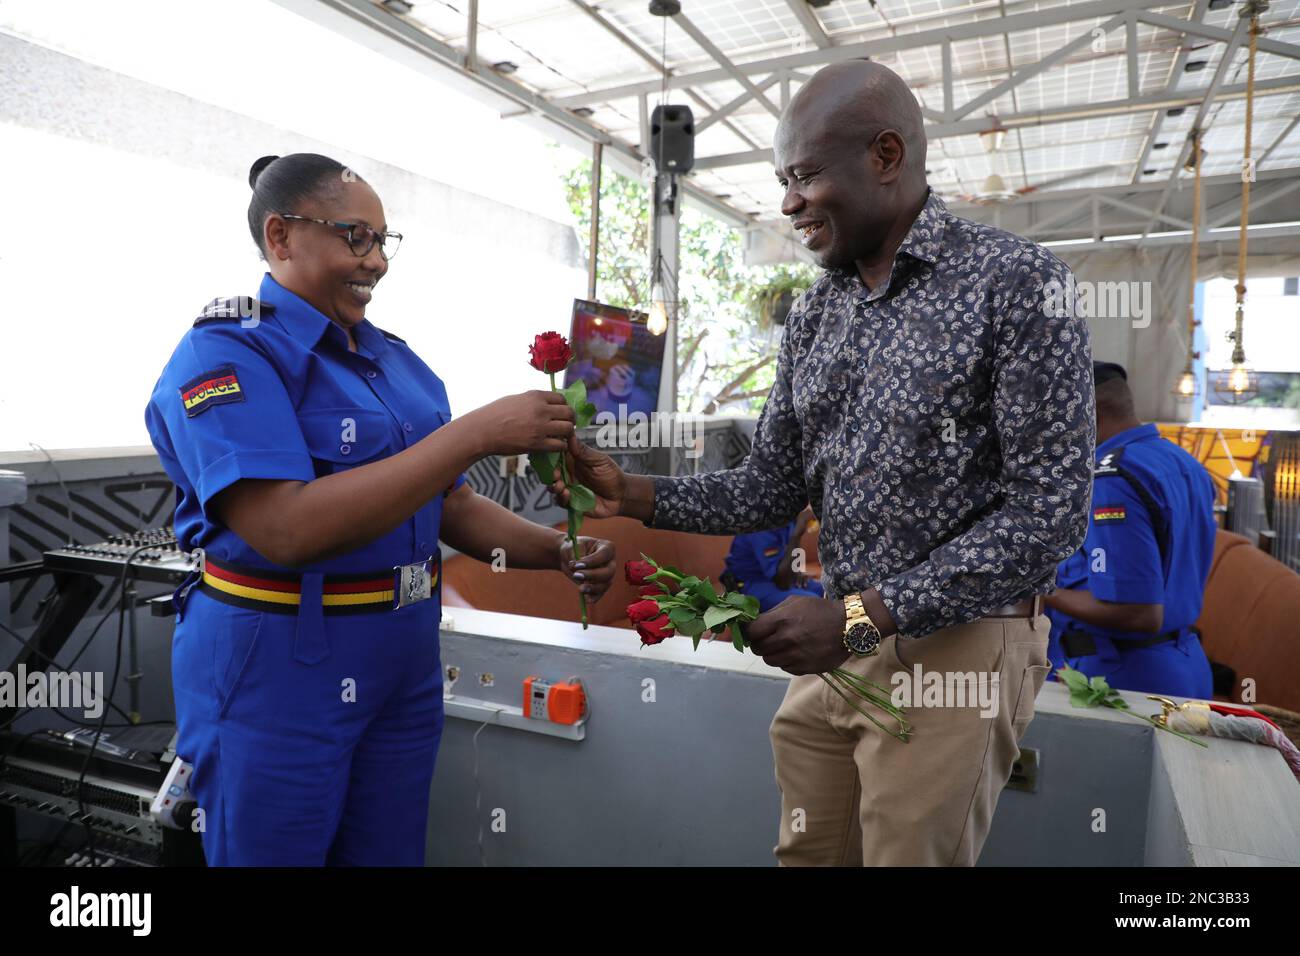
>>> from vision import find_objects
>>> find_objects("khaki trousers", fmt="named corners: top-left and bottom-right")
top-left (769, 614), bottom-right (1052, 866)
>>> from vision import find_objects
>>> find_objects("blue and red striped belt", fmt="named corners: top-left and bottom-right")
top-left (199, 554), bottom-right (439, 615)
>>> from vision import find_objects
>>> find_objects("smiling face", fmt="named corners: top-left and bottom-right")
top-left (262, 179), bottom-right (390, 328)
top-left (773, 61), bottom-right (927, 275)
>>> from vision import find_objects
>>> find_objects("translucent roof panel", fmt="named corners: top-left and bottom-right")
top-left (382, 0), bottom-right (1300, 225)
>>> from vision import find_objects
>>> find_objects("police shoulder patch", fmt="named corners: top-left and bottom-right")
top-left (1093, 504), bottom-right (1127, 522)
top-left (180, 365), bottom-right (245, 417)
top-left (193, 296), bottom-right (274, 328)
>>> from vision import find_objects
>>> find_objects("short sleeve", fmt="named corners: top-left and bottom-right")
top-left (146, 325), bottom-right (315, 518)
top-left (1083, 477), bottom-right (1164, 605)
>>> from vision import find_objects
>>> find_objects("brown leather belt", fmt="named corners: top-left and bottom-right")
top-left (983, 595), bottom-right (1044, 619)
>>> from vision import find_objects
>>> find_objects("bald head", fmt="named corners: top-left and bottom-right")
top-left (773, 60), bottom-right (930, 272)
top-left (778, 60), bottom-right (927, 181)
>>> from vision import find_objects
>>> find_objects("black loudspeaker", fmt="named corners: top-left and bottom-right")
top-left (650, 104), bottom-right (695, 173)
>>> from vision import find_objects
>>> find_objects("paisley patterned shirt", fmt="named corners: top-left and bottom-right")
top-left (648, 191), bottom-right (1095, 639)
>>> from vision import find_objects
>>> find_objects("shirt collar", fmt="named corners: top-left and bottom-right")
top-left (1097, 422), bottom-right (1158, 457)
top-left (258, 273), bottom-right (388, 356)
top-left (828, 188), bottom-right (948, 292)
top-left (897, 189), bottom-right (947, 266)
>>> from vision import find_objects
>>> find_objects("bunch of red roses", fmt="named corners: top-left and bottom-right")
top-left (624, 556), bottom-right (758, 650)
top-left (625, 554), bottom-right (912, 741)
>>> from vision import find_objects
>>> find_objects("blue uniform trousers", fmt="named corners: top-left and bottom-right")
top-left (172, 588), bottom-right (444, 865)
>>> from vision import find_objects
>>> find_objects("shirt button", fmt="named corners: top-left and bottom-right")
top-left (340, 444), bottom-right (351, 456)
top-left (418, 540), bottom-right (429, 551)
top-left (365, 370), bottom-right (377, 379)
top-left (403, 422), bottom-right (413, 432)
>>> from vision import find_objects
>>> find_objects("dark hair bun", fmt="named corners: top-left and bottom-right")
top-left (248, 155), bottom-right (280, 189)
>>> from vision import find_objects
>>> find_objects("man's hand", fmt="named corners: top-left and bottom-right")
top-left (546, 433), bottom-right (626, 519)
top-left (558, 534), bottom-right (616, 602)
top-left (745, 595), bottom-right (849, 675)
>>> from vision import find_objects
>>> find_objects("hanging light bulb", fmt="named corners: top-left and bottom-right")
top-left (647, 281), bottom-right (669, 336)
top-left (1176, 365), bottom-right (1197, 398)
top-left (1212, 4), bottom-right (1264, 406)
top-left (1227, 363), bottom-right (1253, 395)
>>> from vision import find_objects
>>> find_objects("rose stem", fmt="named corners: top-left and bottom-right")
top-left (550, 369), bottom-right (587, 628)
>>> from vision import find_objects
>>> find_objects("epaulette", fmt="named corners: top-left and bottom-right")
top-left (1094, 445), bottom-right (1126, 477)
top-left (373, 325), bottom-right (407, 345)
top-left (193, 296), bottom-right (275, 327)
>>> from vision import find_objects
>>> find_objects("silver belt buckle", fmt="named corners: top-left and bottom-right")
top-left (393, 556), bottom-right (436, 610)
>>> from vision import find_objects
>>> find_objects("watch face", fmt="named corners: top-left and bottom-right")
top-left (847, 622), bottom-right (880, 655)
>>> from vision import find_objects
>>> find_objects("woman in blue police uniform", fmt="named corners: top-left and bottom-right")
top-left (145, 153), bottom-right (616, 866)
top-left (1044, 362), bottom-right (1215, 698)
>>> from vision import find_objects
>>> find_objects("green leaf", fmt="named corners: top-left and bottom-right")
top-left (667, 607), bottom-right (699, 626)
top-left (740, 595), bottom-right (760, 619)
top-left (703, 605), bottom-right (742, 629)
top-left (561, 379), bottom-right (588, 412)
top-left (568, 483), bottom-right (597, 515)
top-left (1058, 667), bottom-right (1090, 692)
top-left (678, 576), bottom-right (702, 592)
top-left (692, 579), bottom-right (719, 603)
top-left (723, 591), bottom-right (749, 607)
top-left (730, 621), bottom-right (746, 652)
top-left (677, 618), bottom-right (706, 638)
top-left (1089, 675), bottom-right (1110, 692)
top-left (576, 401), bottom-right (597, 430)
top-left (528, 451), bottom-right (558, 484)
top-left (569, 509), bottom-right (584, 539)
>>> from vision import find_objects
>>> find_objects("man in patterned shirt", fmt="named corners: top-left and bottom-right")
top-left (550, 60), bottom-right (1094, 865)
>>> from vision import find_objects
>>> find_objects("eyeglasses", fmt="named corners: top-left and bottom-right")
top-left (279, 214), bottom-right (403, 260)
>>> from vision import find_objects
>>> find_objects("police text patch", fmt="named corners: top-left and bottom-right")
top-left (1093, 505), bottom-right (1126, 522)
top-left (180, 365), bottom-right (244, 417)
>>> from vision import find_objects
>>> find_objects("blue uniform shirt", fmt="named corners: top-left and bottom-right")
top-left (144, 273), bottom-right (461, 864)
top-left (145, 272), bottom-right (465, 576)
top-left (725, 522), bottom-right (798, 586)
top-left (1048, 423), bottom-right (1216, 643)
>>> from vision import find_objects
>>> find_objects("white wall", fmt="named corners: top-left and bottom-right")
top-left (0, 12), bottom-right (589, 451)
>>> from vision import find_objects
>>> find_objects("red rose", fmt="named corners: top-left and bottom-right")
top-left (624, 559), bottom-right (656, 586)
top-left (635, 615), bottom-right (675, 646)
top-left (529, 332), bottom-right (574, 374)
top-left (638, 584), bottom-right (663, 597)
top-left (626, 599), bottom-right (663, 624)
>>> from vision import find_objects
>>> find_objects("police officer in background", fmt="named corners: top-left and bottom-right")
top-left (145, 153), bottom-right (616, 865)
top-left (722, 506), bottom-right (824, 613)
top-left (1044, 361), bottom-right (1215, 698)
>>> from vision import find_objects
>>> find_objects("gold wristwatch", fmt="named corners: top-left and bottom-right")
top-left (842, 592), bottom-right (882, 656)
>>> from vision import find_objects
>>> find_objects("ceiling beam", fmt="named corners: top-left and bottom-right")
top-left (672, 11), bottom-right (784, 119)
top-left (551, 0), bottom-right (1179, 108)
top-left (696, 73), bottom-right (781, 133)
top-left (692, 72), bottom-right (1300, 168)
top-left (1143, 11), bottom-right (1252, 237)
top-left (563, 0), bottom-right (761, 151)
top-left (1130, 0), bottom-right (1211, 184)
top-left (272, 0), bottom-right (759, 231)
top-left (951, 13), bottom-right (1127, 121)
top-left (1136, 8), bottom-right (1300, 61)
top-left (783, 0), bottom-right (832, 50)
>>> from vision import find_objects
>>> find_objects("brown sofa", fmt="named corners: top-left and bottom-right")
top-left (441, 516), bottom-right (819, 629)
top-left (1196, 530), bottom-right (1300, 713)
top-left (444, 521), bottom-right (1299, 712)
